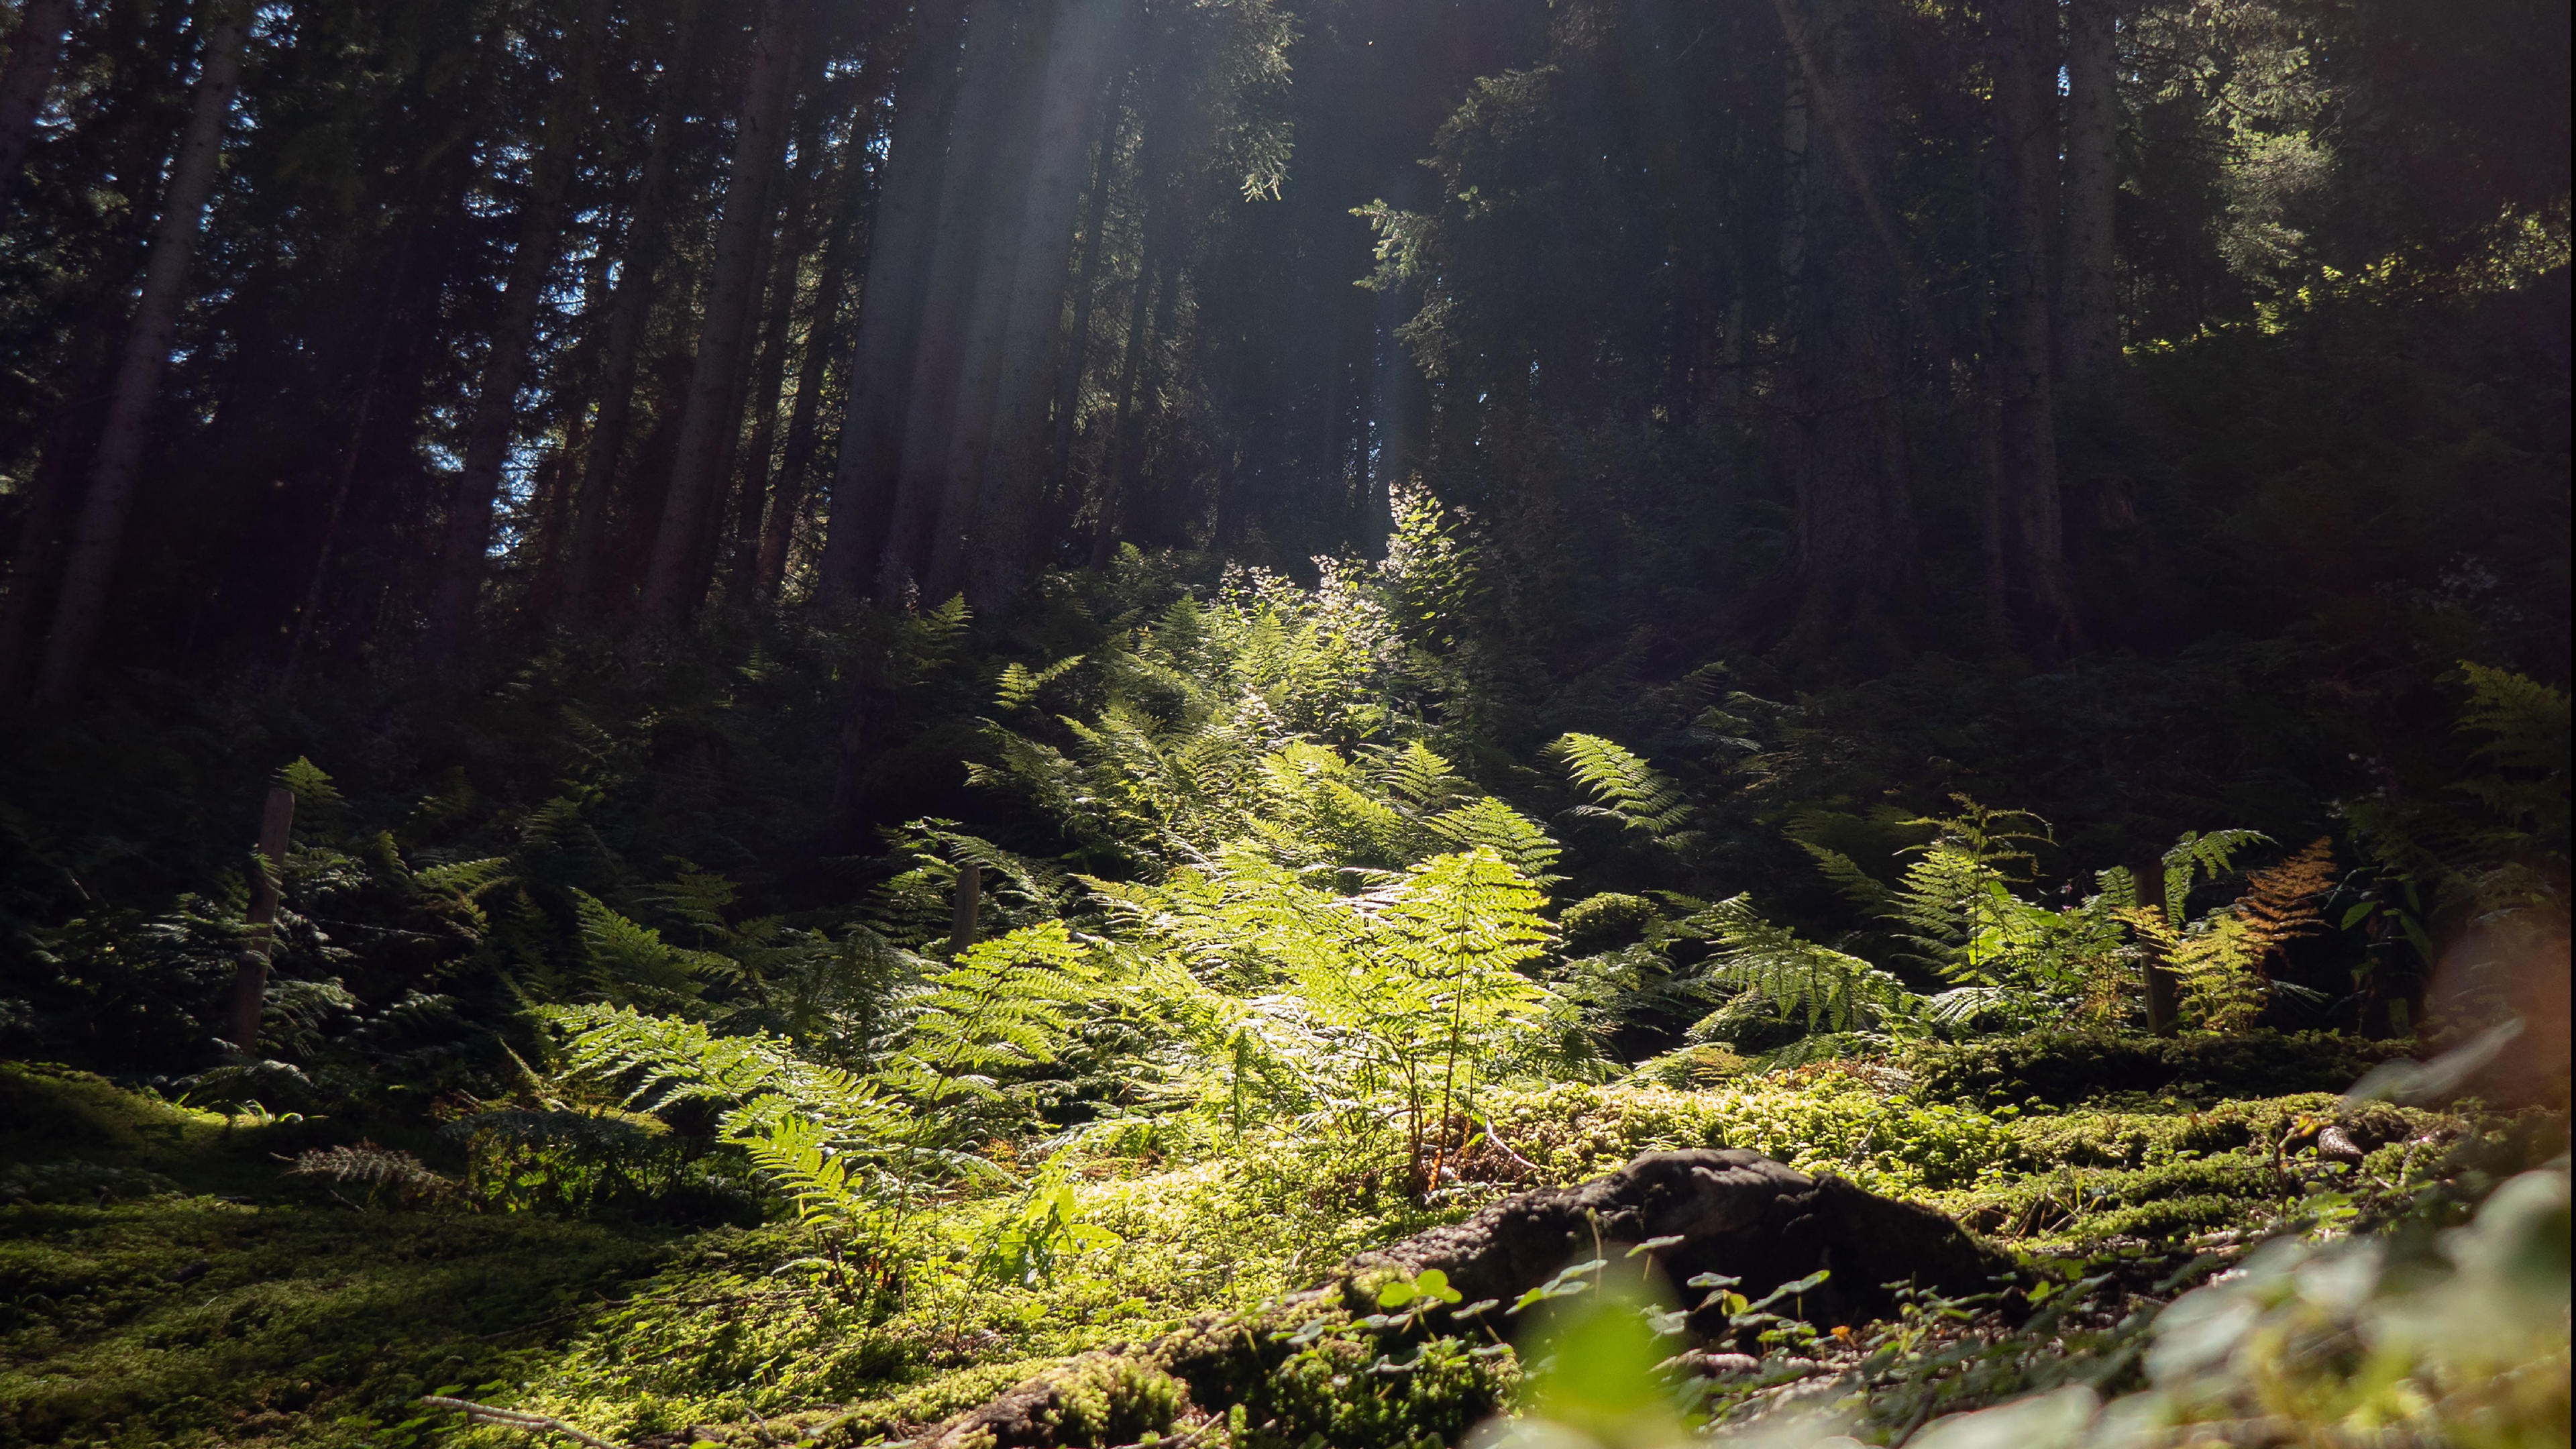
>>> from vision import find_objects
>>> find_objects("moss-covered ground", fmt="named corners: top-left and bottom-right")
top-left (0, 1051), bottom-right (2551, 1448)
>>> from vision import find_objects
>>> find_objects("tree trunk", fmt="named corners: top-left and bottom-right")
top-left (633, 0), bottom-right (802, 638)
top-left (917, 5), bottom-right (1053, 604)
top-left (1777, 0), bottom-right (1912, 665)
top-left (725, 87), bottom-right (833, 605)
top-left (561, 7), bottom-right (700, 626)
top-left (961, 0), bottom-right (1136, 609)
top-left (757, 161), bottom-right (863, 606)
top-left (2057, 0), bottom-right (2121, 391)
top-left (0, 0), bottom-right (75, 215)
top-left (1041, 76), bottom-right (1127, 522)
top-left (280, 232), bottom-right (414, 692)
top-left (873, 0), bottom-right (1034, 604)
top-left (692, 139), bottom-right (792, 611)
top-left (32, 0), bottom-right (251, 705)
top-left (422, 0), bottom-right (609, 668)
top-left (1087, 232), bottom-right (1163, 568)
top-left (1988, 0), bottom-right (2082, 662)
top-left (724, 232), bottom-right (803, 604)
top-left (813, 0), bottom-right (972, 606)
top-left (757, 145), bottom-right (867, 605)
top-left (561, 3), bottom-right (703, 629)
top-left (2136, 851), bottom-right (2181, 1036)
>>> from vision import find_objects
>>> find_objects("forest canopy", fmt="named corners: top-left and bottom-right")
top-left (0, 1), bottom-right (2565, 1447)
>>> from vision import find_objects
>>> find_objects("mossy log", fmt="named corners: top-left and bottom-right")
top-left (902, 1148), bottom-right (2006, 1448)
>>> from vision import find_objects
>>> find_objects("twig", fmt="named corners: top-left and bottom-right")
top-left (1109, 1422), bottom-right (1222, 1449)
top-left (422, 1395), bottom-right (621, 1449)
top-left (1471, 1112), bottom-right (1542, 1175)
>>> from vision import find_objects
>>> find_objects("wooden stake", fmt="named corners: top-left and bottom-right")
top-left (229, 786), bottom-right (294, 1055)
top-left (2136, 853), bottom-right (2180, 1036)
top-left (949, 859), bottom-right (982, 958)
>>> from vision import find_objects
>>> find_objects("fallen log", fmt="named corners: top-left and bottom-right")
top-left (900, 1148), bottom-right (2006, 1449)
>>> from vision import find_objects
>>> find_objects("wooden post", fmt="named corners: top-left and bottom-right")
top-left (229, 787), bottom-right (294, 1055)
top-left (949, 859), bottom-right (982, 957)
top-left (2136, 853), bottom-right (2180, 1036)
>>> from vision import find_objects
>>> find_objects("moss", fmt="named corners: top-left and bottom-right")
top-left (0, 1197), bottom-right (670, 1449)
top-left (1481, 1077), bottom-right (2017, 1195)
top-left (824, 1359), bottom-right (1068, 1444)
top-left (1032, 1353), bottom-right (1185, 1442)
top-left (1624, 1045), bottom-right (1749, 1087)
top-left (1559, 893), bottom-right (1656, 953)
top-left (1904, 1030), bottom-right (2418, 1107)
top-left (0, 1056), bottom-right (2497, 1447)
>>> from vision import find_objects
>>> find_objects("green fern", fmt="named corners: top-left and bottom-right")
top-left (875, 922), bottom-right (1100, 1112)
top-left (1548, 733), bottom-right (1699, 846)
top-left (1425, 796), bottom-right (1564, 883)
top-left (1688, 896), bottom-right (1916, 1035)
top-left (994, 654), bottom-right (1087, 712)
top-left (2158, 828), bottom-right (2271, 927)
top-left (567, 890), bottom-right (730, 1006)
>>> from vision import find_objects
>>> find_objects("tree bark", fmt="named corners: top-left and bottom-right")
top-left (2057, 0), bottom-right (2121, 390)
top-left (0, 0), bottom-right (74, 215)
top-left (813, 0), bottom-right (972, 606)
top-left (633, 0), bottom-right (802, 638)
top-left (1777, 0), bottom-right (1912, 665)
top-left (422, 0), bottom-right (610, 668)
top-left (919, 6), bottom-right (1054, 604)
top-left (961, 0), bottom-right (1136, 609)
top-left (874, 0), bottom-right (1032, 604)
top-left (1988, 0), bottom-right (2082, 662)
top-left (724, 220), bottom-right (805, 604)
top-left (1040, 76), bottom-right (1126, 525)
top-left (690, 126), bottom-right (793, 611)
top-left (756, 148), bottom-right (865, 606)
top-left (561, 3), bottom-right (703, 629)
top-left (33, 0), bottom-right (251, 704)
top-left (2136, 851), bottom-right (2181, 1036)
top-left (1087, 234), bottom-right (1163, 568)
top-left (725, 86), bottom-right (833, 605)
top-left (280, 233), bottom-right (415, 692)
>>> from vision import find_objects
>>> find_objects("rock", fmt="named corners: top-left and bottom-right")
top-left (900, 1148), bottom-right (2005, 1449)
top-left (2315, 1124), bottom-right (2368, 1165)
top-left (1348, 1148), bottom-right (2006, 1327)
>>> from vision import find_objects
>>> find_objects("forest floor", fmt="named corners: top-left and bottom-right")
top-left (4, 1041), bottom-right (2556, 1449)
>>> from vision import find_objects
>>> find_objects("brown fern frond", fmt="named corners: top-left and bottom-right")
top-left (2235, 837), bottom-right (2338, 965)
top-left (285, 1141), bottom-right (456, 1208)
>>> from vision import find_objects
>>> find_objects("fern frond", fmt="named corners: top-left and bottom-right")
top-left (412, 857), bottom-right (514, 901)
top-left (568, 890), bottom-right (729, 1004)
top-left (1425, 796), bottom-right (1563, 883)
top-left (2235, 837), bottom-right (2337, 959)
top-left (995, 654), bottom-right (1086, 712)
top-left (1366, 740), bottom-right (1472, 812)
top-left (1796, 841), bottom-right (1896, 915)
top-left (1689, 896), bottom-right (1915, 1034)
top-left (2159, 828), bottom-right (2273, 926)
top-left (1548, 733), bottom-right (1696, 842)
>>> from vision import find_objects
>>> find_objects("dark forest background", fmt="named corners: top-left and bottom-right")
top-left (0, 0), bottom-right (2565, 1077)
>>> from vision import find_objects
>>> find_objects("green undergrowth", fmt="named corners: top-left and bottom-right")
top-left (0, 1055), bottom-right (2528, 1448)
top-left (1903, 1029), bottom-right (2426, 1108)
top-left (475, 1071), bottom-right (2493, 1444)
top-left (0, 1065), bottom-right (676, 1449)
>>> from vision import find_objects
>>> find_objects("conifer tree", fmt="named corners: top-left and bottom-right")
top-left (34, 0), bottom-right (252, 703)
